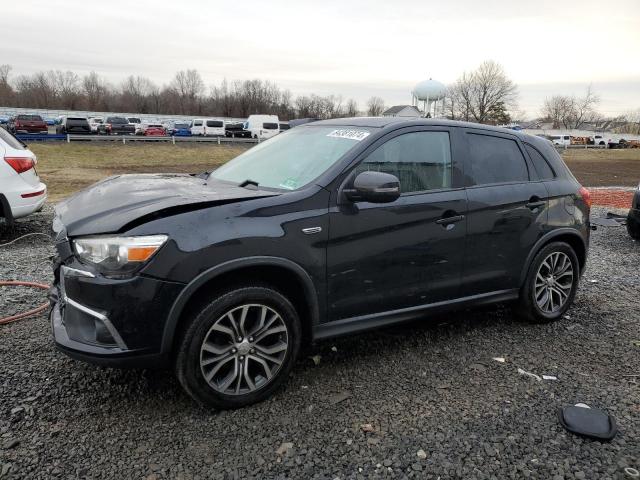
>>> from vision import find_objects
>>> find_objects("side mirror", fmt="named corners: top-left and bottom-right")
top-left (344, 171), bottom-right (400, 204)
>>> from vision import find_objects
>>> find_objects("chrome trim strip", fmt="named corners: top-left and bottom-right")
top-left (61, 265), bottom-right (95, 278)
top-left (65, 297), bottom-right (128, 350)
top-left (302, 226), bottom-right (322, 235)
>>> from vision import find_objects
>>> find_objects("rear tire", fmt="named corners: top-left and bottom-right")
top-left (517, 242), bottom-right (579, 323)
top-left (175, 285), bottom-right (301, 409)
top-left (628, 213), bottom-right (640, 240)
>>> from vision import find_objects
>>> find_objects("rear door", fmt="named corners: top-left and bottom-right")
top-left (327, 126), bottom-right (468, 321)
top-left (461, 129), bottom-right (548, 295)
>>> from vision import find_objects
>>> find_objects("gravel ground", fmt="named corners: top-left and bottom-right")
top-left (0, 205), bottom-right (638, 480)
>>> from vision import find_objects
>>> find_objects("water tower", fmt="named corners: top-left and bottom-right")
top-left (412, 78), bottom-right (446, 118)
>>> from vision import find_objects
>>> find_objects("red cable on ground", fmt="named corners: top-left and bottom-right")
top-left (0, 280), bottom-right (50, 325)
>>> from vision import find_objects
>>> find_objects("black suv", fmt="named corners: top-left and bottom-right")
top-left (50, 118), bottom-right (591, 409)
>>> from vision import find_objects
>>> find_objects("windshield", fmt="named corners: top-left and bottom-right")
top-left (109, 117), bottom-right (128, 124)
top-left (211, 126), bottom-right (371, 190)
top-left (174, 123), bottom-right (190, 129)
top-left (17, 115), bottom-right (42, 121)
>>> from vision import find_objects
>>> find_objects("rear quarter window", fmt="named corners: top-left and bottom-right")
top-left (206, 120), bottom-right (223, 127)
top-left (466, 133), bottom-right (529, 185)
top-left (524, 143), bottom-right (555, 180)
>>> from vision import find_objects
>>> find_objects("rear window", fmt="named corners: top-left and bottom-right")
top-left (193, 120), bottom-right (203, 126)
top-left (206, 120), bottom-right (223, 127)
top-left (263, 122), bottom-right (278, 129)
top-left (17, 115), bottom-right (43, 121)
top-left (108, 117), bottom-right (128, 124)
top-left (68, 117), bottom-right (87, 122)
top-left (467, 133), bottom-right (529, 185)
top-left (174, 123), bottom-right (190, 129)
top-left (0, 127), bottom-right (27, 150)
top-left (128, 118), bottom-right (141, 123)
top-left (524, 144), bottom-right (555, 180)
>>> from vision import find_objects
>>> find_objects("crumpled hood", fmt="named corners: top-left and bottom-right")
top-left (55, 173), bottom-right (278, 236)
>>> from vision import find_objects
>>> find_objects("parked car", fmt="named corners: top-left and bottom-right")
top-left (627, 183), bottom-right (640, 239)
top-left (224, 121), bottom-right (251, 138)
top-left (98, 117), bottom-right (135, 135)
top-left (50, 118), bottom-right (591, 409)
top-left (191, 118), bottom-right (225, 137)
top-left (44, 118), bottom-right (56, 126)
top-left (591, 135), bottom-right (606, 146)
top-left (245, 114), bottom-right (279, 139)
top-left (0, 128), bottom-right (47, 225)
top-left (88, 117), bottom-right (103, 133)
top-left (143, 124), bottom-right (166, 136)
top-left (56, 117), bottom-right (91, 135)
top-left (168, 122), bottom-right (192, 136)
top-left (7, 115), bottom-right (48, 135)
top-left (549, 135), bottom-right (571, 147)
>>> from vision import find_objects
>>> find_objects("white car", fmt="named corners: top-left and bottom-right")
top-left (0, 128), bottom-right (47, 224)
top-left (88, 117), bottom-right (103, 133)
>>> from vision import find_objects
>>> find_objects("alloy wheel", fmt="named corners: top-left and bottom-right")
top-left (534, 251), bottom-right (574, 314)
top-left (199, 304), bottom-right (289, 395)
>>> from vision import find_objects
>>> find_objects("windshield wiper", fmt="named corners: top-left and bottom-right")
top-left (238, 179), bottom-right (259, 190)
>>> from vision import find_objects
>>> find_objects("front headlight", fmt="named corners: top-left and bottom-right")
top-left (73, 235), bottom-right (168, 277)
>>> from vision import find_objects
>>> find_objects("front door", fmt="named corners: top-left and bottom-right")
top-left (327, 127), bottom-right (467, 321)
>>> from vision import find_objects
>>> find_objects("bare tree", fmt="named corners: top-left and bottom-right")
top-left (449, 60), bottom-right (518, 124)
top-left (614, 109), bottom-right (640, 135)
top-left (82, 72), bottom-right (109, 111)
top-left (0, 64), bottom-right (14, 105)
top-left (366, 96), bottom-right (385, 116)
top-left (345, 98), bottom-right (359, 117)
top-left (542, 86), bottom-right (600, 129)
top-left (120, 76), bottom-right (157, 113)
top-left (170, 69), bottom-right (204, 114)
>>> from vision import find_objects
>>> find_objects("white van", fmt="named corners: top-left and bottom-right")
top-left (191, 118), bottom-right (225, 136)
top-left (550, 135), bottom-right (571, 146)
top-left (244, 115), bottom-right (280, 139)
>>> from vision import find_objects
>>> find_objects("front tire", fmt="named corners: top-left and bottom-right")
top-left (175, 285), bottom-right (301, 409)
top-left (517, 242), bottom-right (579, 323)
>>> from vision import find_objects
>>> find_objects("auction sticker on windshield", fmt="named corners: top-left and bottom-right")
top-left (326, 129), bottom-right (370, 141)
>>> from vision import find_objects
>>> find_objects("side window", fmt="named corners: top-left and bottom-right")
top-left (193, 120), bottom-right (202, 127)
top-left (524, 143), bottom-right (555, 180)
top-left (355, 131), bottom-right (452, 193)
top-left (467, 133), bottom-right (529, 185)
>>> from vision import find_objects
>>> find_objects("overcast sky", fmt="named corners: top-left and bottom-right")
top-left (4, 0), bottom-right (639, 117)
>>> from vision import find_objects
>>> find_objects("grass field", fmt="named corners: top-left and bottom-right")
top-left (29, 143), bottom-right (640, 202)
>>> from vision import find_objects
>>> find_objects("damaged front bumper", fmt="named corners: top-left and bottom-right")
top-left (50, 249), bottom-right (185, 368)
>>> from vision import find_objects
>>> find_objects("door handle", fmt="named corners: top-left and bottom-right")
top-left (526, 200), bottom-right (545, 210)
top-left (436, 214), bottom-right (465, 225)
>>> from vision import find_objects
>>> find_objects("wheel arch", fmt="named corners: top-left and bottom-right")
top-left (519, 229), bottom-right (587, 286)
top-left (161, 256), bottom-right (320, 354)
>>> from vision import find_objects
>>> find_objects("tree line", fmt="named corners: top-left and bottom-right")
top-left (1, 62), bottom-right (637, 131)
top-left (0, 65), bottom-right (376, 120)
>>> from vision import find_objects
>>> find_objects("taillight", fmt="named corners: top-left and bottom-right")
top-left (578, 186), bottom-right (592, 208)
top-left (4, 157), bottom-right (34, 174)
